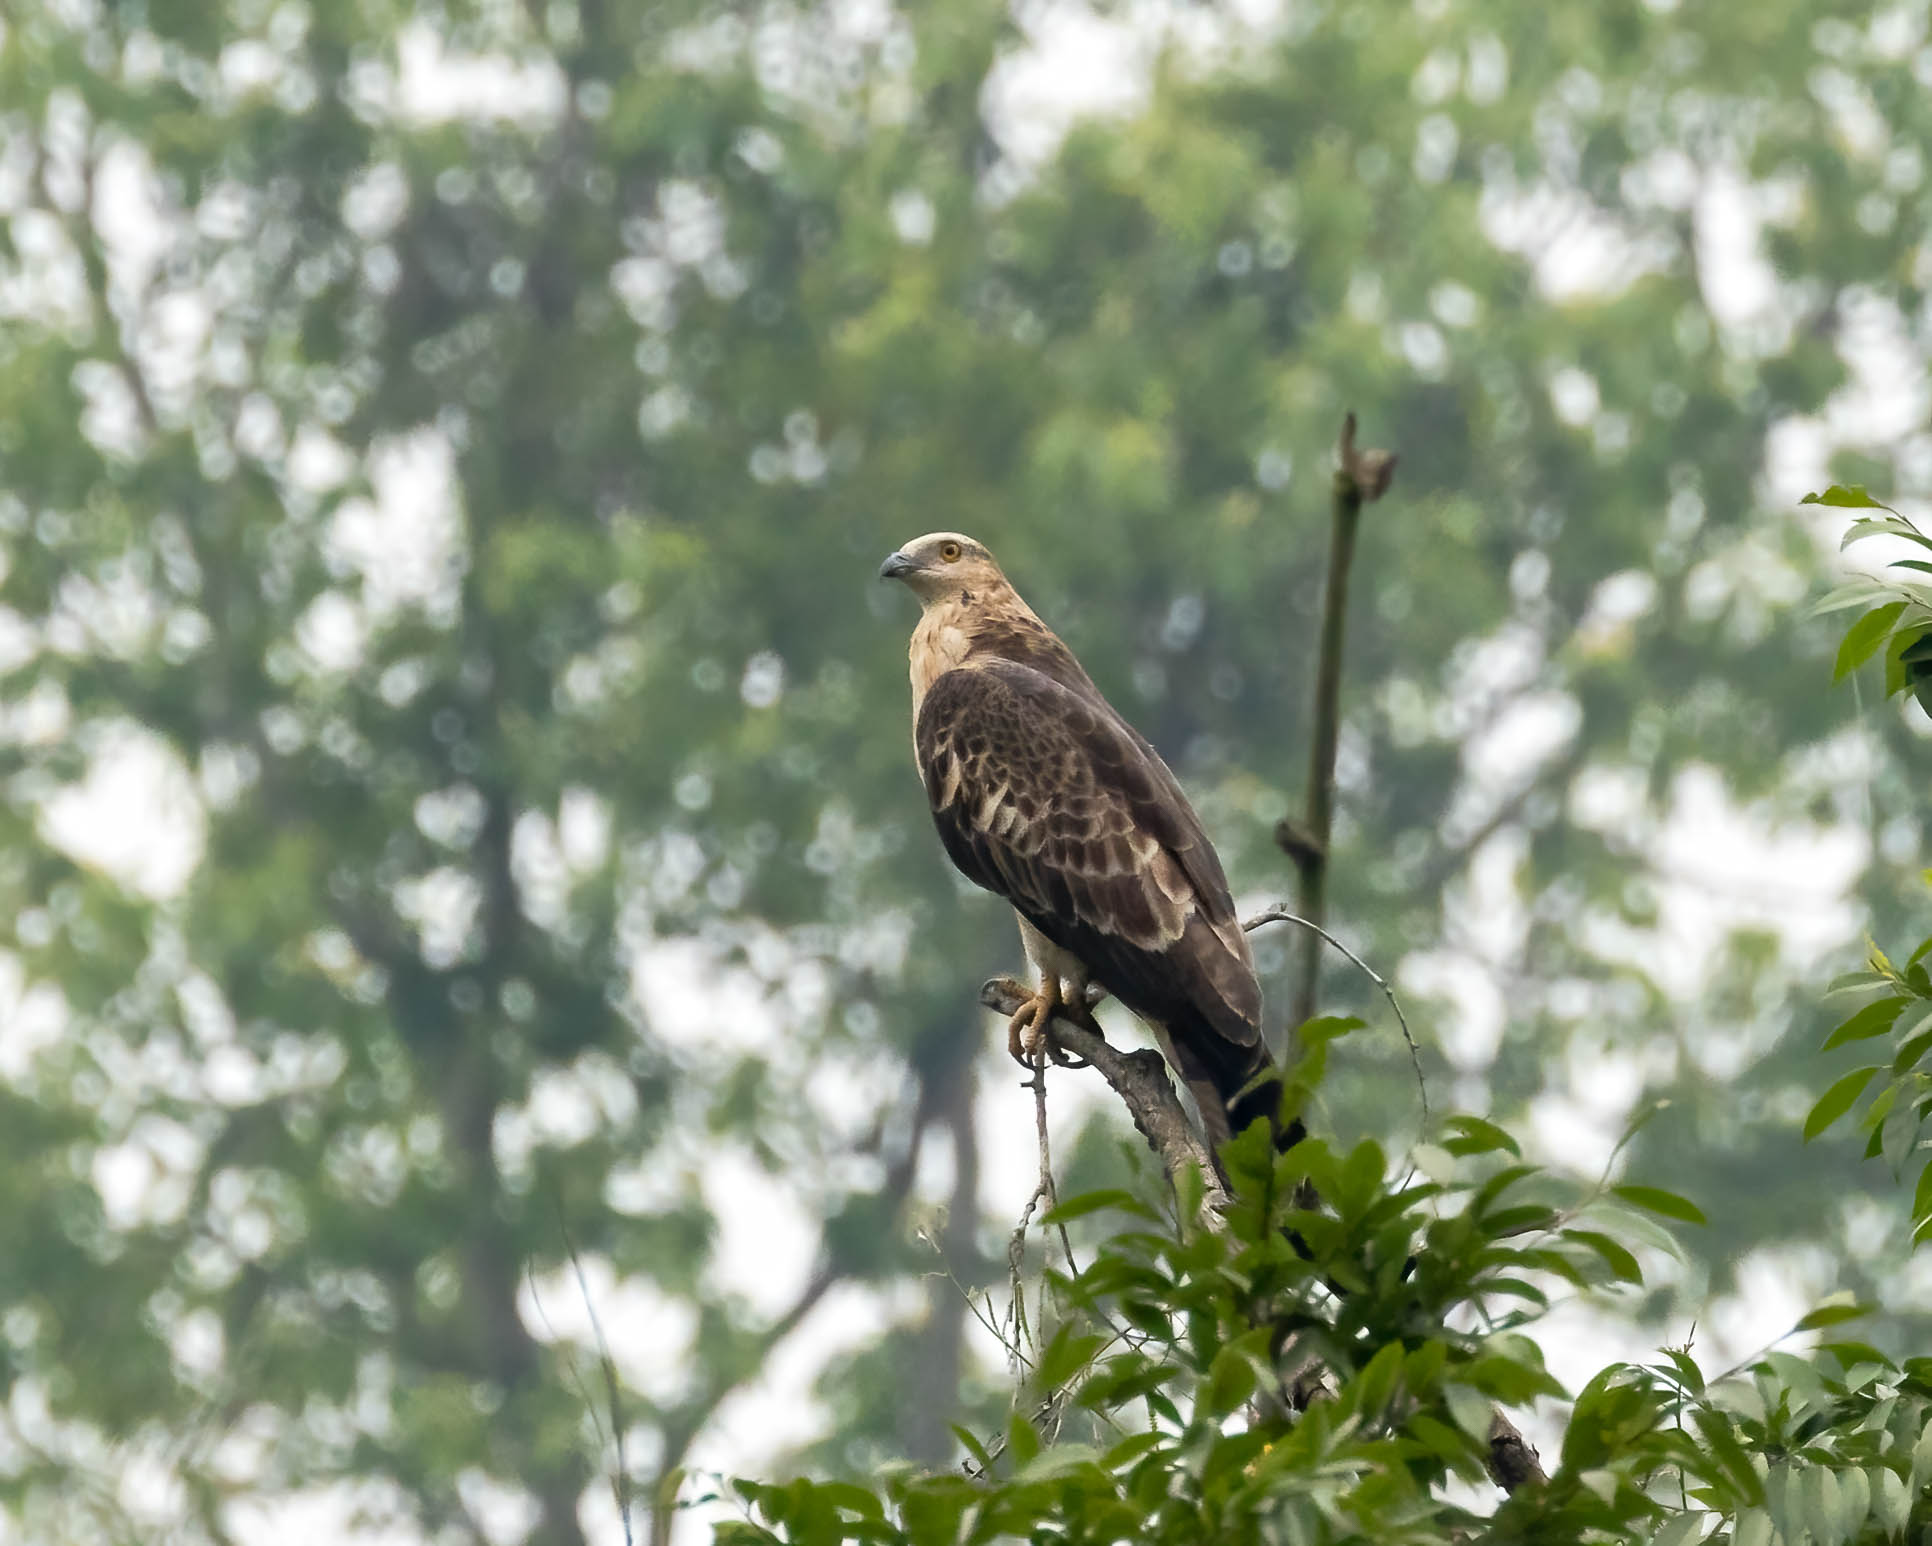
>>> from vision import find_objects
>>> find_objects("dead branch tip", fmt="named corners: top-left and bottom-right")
top-left (1336, 411), bottom-right (1398, 504)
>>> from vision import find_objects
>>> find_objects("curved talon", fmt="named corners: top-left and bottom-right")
top-left (1005, 998), bottom-right (1050, 1065)
top-left (1004, 980), bottom-right (1063, 1066)
top-left (1001, 979), bottom-right (1106, 1069)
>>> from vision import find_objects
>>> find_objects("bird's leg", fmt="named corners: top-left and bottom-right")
top-left (1005, 974), bottom-right (1062, 1066)
top-left (1045, 978), bottom-right (1102, 1068)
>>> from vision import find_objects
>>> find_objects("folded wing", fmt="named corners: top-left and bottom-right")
top-left (916, 659), bottom-right (1270, 1129)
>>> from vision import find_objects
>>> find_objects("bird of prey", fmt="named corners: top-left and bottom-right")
top-left (879, 532), bottom-right (1282, 1146)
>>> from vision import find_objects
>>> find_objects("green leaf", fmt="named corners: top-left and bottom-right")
top-left (1442, 1115), bottom-right (1522, 1157)
top-left (1015, 1443), bottom-right (1104, 1482)
top-left (1297, 1013), bottom-right (1367, 1046)
top-left (1764, 1351), bottom-right (1833, 1414)
top-left (1039, 1189), bottom-right (1157, 1225)
top-left (1913, 1159), bottom-right (1932, 1226)
top-left (1823, 969), bottom-right (1890, 999)
top-left (1036, 1327), bottom-right (1105, 1388)
top-left (1817, 1339), bottom-right (1893, 1372)
top-left (1650, 1515), bottom-right (1707, 1546)
top-left (1795, 1297), bottom-right (1871, 1332)
top-left (1101, 1429), bottom-right (1164, 1466)
top-left (1691, 1406), bottom-right (1765, 1507)
top-left (1912, 1420), bottom-right (1932, 1495)
top-left (1803, 1466), bottom-right (1843, 1546)
top-left (1871, 1465), bottom-right (1910, 1535)
top-left (1805, 1066), bottom-right (1882, 1141)
top-left (1577, 1467), bottom-right (1619, 1503)
top-left (1891, 1015), bottom-right (1932, 1075)
top-left (1822, 995), bottom-right (1906, 1050)
top-left (1564, 1228), bottom-right (1644, 1286)
top-left (1841, 517), bottom-right (1932, 552)
top-left (1810, 580), bottom-right (1898, 617)
top-left (1408, 1413), bottom-right (1484, 1477)
top-left (1731, 1508), bottom-right (1773, 1546)
top-left (1442, 1382), bottom-right (1493, 1442)
top-left (813, 1482), bottom-right (887, 1519)
top-left (951, 1425), bottom-right (993, 1471)
top-left (1835, 601), bottom-right (1908, 681)
top-left (1204, 1340), bottom-right (1258, 1417)
top-left (1837, 1467), bottom-right (1872, 1540)
top-left (1352, 1339), bottom-right (1405, 1420)
top-left (1006, 1409), bottom-right (1041, 1467)
top-left (1612, 1184), bottom-right (1707, 1225)
top-left (1660, 1346), bottom-right (1705, 1395)
top-left (1802, 483), bottom-right (1891, 510)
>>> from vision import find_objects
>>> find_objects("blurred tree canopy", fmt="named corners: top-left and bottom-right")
top-left (0, 0), bottom-right (1929, 1541)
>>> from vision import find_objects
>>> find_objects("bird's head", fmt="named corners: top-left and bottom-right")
top-left (877, 532), bottom-right (1008, 606)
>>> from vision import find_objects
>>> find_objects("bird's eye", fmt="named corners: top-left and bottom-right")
top-left (939, 541), bottom-right (963, 562)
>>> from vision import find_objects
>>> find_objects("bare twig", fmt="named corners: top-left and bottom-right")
top-left (560, 1215), bottom-right (633, 1546)
top-left (1243, 904), bottom-right (1428, 1131)
top-left (1020, 1053), bottom-right (1081, 1280)
top-left (1280, 412), bottom-right (1397, 1033)
top-left (920, 1234), bottom-right (1034, 1372)
top-left (1002, 1058), bottom-right (1060, 1363)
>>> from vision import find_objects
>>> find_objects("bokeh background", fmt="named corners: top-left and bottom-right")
top-left (2, 0), bottom-right (1930, 1541)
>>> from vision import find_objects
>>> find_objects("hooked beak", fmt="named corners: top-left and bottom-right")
top-left (878, 551), bottom-right (916, 580)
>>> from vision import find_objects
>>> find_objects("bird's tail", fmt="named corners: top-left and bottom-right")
top-left (1226, 1059), bottom-right (1304, 1153)
top-left (1155, 1019), bottom-right (1300, 1153)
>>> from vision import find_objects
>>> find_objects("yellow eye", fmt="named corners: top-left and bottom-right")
top-left (939, 541), bottom-right (963, 563)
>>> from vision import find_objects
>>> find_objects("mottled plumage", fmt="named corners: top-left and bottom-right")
top-left (880, 532), bottom-right (1280, 1146)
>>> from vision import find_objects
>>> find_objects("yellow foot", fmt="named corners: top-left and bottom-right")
top-left (1005, 980), bottom-right (1061, 1066)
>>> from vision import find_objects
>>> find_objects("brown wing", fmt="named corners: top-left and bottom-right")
top-left (914, 659), bottom-right (1263, 1069)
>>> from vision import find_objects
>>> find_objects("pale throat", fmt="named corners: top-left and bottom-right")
top-left (907, 593), bottom-right (978, 713)
top-left (906, 579), bottom-right (1043, 713)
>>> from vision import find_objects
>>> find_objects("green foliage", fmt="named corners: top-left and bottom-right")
top-left (1804, 487), bottom-right (1932, 710)
top-left (714, 1116), bottom-right (1932, 1545)
top-left (1803, 485), bottom-right (1932, 1251)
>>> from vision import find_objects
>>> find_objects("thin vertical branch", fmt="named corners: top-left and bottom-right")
top-left (1278, 413), bottom-right (1397, 1033)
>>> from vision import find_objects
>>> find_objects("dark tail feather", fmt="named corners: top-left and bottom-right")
top-left (1226, 1062), bottom-right (1304, 1152)
top-left (1167, 1018), bottom-right (1300, 1152)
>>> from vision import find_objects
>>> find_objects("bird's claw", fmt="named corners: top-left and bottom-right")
top-left (1005, 990), bottom-right (1101, 1070)
top-left (1006, 995), bottom-right (1054, 1066)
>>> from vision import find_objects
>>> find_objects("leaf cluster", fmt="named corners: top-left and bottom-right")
top-left (1804, 486), bottom-right (1932, 711)
top-left (1800, 485), bottom-right (1932, 1251)
top-left (716, 1022), bottom-right (1932, 1544)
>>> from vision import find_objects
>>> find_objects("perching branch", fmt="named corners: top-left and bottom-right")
top-left (1279, 413), bottom-right (1397, 1034)
top-left (978, 977), bottom-right (1232, 1223)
